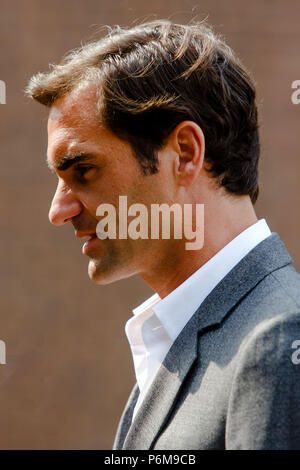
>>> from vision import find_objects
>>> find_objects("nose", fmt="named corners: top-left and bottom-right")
top-left (48, 180), bottom-right (83, 226)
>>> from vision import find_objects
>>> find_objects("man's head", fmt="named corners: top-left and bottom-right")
top-left (26, 20), bottom-right (260, 288)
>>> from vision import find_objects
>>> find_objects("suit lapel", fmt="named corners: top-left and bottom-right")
top-left (120, 234), bottom-right (292, 449)
top-left (113, 384), bottom-right (139, 449)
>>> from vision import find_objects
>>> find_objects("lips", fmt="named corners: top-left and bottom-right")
top-left (82, 234), bottom-right (98, 255)
top-left (74, 231), bottom-right (98, 255)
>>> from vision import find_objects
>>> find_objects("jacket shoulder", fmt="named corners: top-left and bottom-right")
top-left (226, 307), bottom-right (300, 449)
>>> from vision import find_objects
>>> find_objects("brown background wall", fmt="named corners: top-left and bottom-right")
top-left (0, 0), bottom-right (299, 449)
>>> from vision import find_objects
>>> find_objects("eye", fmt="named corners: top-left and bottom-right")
top-left (74, 165), bottom-right (95, 181)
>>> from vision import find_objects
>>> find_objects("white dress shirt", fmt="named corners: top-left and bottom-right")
top-left (125, 219), bottom-right (271, 420)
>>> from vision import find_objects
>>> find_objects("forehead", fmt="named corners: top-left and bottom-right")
top-left (47, 83), bottom-right (102, 162)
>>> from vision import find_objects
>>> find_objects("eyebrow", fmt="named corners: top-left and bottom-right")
top-left (47, 153), bottom-right (94, 172)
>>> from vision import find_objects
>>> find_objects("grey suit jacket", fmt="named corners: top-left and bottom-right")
top-left (113, 233), bottom-right (300, 450)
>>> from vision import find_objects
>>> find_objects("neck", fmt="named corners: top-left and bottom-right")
top-left (140, 194), bottom-right (257, 299)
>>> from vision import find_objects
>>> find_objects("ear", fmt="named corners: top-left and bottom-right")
top-left (171, 121), bottom-right (205, 187)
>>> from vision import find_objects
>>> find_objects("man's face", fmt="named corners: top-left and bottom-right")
top-left (47, 83), bottom-right (176, 284)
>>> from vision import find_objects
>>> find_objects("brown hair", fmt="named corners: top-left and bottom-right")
top-left (26, 20), bottom-right (260, 203)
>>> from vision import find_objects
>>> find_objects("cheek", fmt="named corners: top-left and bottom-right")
top-left (75, 189), bottom-right (103, 219)
top-left (135, 175), bottom-right (171, 205)
top-left (80, 165), bottom-right (164, 213)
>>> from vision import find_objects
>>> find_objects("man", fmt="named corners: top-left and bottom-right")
top-left (26, 20), bottom-right (300, 449)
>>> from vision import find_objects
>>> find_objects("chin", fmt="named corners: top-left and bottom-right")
top-left (87, 258), bottom-right (135, 285)
top-left (88, 259), bottom-right (114, 285)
